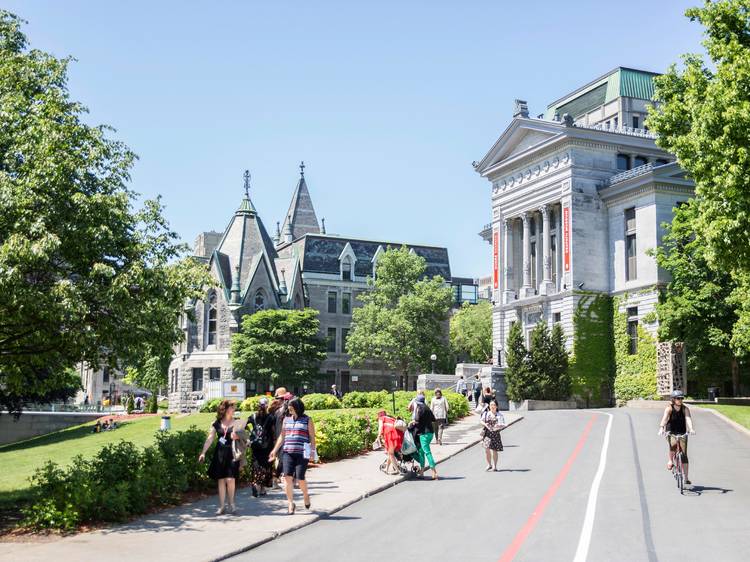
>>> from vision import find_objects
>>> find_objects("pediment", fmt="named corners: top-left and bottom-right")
top-left (476, 119), bottom-right (562, 176)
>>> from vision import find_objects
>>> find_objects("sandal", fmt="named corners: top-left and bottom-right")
top-left (287, 503), bottom-right (296, 515)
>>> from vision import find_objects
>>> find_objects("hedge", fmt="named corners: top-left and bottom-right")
top-left (23, 427), bottom-right (210, 531)
top-left (301, 393), bottom-right (342, 410)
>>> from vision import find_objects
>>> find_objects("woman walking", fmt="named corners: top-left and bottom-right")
top-left (269, 397), bottom-right (317, 514)
top-left (412, 394), bottom-right (438, 480)
top-left (480, 400), bottom-right (506, 471)
top-left (247, 397), bottom-right (275, 497)
top-left (430, 388), bottom-right (449, 445)
top-left (481, 387), bottom-right (496, 412)
top-left (199, 399), bottom-right (240, 515)
top-left (377, 409), bottom-right (403, 475)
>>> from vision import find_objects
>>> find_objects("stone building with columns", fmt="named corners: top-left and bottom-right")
top-left (476, 67), bottom-right (694, 404)
top-left (169, 166), bottom-right (453, 410)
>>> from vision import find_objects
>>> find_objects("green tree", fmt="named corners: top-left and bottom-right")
top-left (231, 308), bottom-right (327, 389)
top-left (547, 324), bottom-right (571, 400)
top-left (347, 246), bottom-right (453, 383)
top-left (124, 354), bottom-right (170, 399)
top-left (647, 0), bottom-right (750, 370)
top-left (655, 200), bottom-right (743, 394)
top-left (450, 301), bottom-right (492, 363)
top-left (0, 12), bottom-right (210, 414)
top-left (504, 322), bottom-right (530, 402)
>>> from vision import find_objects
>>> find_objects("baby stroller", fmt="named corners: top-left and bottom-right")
top-left (379, 427), bottom-right (421, 478)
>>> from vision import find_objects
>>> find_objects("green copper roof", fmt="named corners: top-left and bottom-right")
top-left (237, 197), bottom-right (256, 214)
top-left (544, 67), bottom-right (659, 120)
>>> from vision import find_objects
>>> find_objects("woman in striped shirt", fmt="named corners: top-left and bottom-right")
top-left (269, 397), bottom-right (317, 514)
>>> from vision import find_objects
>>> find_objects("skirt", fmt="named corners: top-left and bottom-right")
top-left (482, 430), bottom-right (504, 451)
top-left (208, 444), bottom-right (240, 480)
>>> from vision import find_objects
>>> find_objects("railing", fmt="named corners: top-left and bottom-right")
top-left (608, 163), bottom-right (654, 185)
top-left (581, 122), bottom-right (657, 139)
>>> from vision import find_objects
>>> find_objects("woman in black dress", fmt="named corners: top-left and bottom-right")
top-left (199, 399), bottom-right (240, 515)
top-left (246, 397), bottom-right (275, 497)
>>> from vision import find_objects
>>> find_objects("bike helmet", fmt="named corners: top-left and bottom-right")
top-left (671, 390), bottom-right (685, 399)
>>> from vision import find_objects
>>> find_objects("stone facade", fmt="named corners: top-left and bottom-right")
top-left (476, 67), bottom-right (694, 402)
top-left (169, 166), bottom-right (454, 409)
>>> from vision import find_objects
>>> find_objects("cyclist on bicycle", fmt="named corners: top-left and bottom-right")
top-left (658, 390), bottom-right (695, 485)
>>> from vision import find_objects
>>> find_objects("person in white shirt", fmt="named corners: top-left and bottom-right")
top-left (430, 388), bottom-right (449, 445)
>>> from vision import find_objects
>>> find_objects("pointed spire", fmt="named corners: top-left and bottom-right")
top-left (284, 214), bottom-right (293, 243)
top-left (273, 221), bottom-right (281, 244)
top-left (280, 161), bottom-right (320, 241)
top-left (321, 217), bottom-right (326, 234)
top-left (237, 169), bottom-right (256, 214)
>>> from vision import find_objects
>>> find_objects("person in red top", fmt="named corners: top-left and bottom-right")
top-left (377, 410), bottom-right (403, 475)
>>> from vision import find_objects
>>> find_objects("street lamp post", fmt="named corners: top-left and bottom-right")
top-left (430, 353), bottom-right (437, 375)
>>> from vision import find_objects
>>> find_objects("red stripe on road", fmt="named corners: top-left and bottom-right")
top-left (497, 414), bottom-right (597, 562)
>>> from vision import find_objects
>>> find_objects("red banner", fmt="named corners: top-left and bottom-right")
top-left (563, 206), bottom-right (571, 272)
top-left (493, 229), bottom-right (499, 289)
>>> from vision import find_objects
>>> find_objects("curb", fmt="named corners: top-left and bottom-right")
top-left (214, 415), bottom-right (524, 561)
top-left (700, 407), bottom-right (750, 439)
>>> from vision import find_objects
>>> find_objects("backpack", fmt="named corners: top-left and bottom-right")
top-left (249, 415), bottom-right (270, 448)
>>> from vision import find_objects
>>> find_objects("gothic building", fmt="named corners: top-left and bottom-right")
top-left (169, 165), bottom-right (452, 410)
top-left (476, 67), bottom-right (694, 403)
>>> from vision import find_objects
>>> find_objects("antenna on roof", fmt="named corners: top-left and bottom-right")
top-left (243, 170), bottom-right (251, 199)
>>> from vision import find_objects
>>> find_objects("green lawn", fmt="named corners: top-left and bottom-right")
top-left (699, 404), bottom-right (750, 430)
top-left (0, 413), bottom-right (217, 506)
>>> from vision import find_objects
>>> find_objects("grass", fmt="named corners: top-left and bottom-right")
top-left (698, 404), bottom-right (750, 430)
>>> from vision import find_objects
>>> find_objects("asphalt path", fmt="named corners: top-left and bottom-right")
top-left (230, 408), bottom-right (750, 562)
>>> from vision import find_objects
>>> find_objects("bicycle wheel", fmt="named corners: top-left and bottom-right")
top-left (675, 452), bottom-right (684, 493)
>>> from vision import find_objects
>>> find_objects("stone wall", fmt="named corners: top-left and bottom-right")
top-left (0, 411), bottom-right (102, 445)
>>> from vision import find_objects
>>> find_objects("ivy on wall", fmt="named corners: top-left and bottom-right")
top-left (569, 293), bottom-right (615, 406)
top-left (612, 295), bottom-right (658, 401)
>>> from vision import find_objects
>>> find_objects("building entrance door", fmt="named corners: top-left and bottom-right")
top-left (341, 371), bottom-right (351, 393)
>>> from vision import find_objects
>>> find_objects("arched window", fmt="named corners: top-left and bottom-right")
top-left (342, 257), bottom-right (352, 281)
top-left (254, 290), bottom-right (266, 312)
top-left (207, 292), bottom-right (217, 345)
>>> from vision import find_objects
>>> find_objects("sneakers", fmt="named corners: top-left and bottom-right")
top-left (485, 465), bottom-right (493, 472)
top-left (216, 506), bottom-right (226, 516)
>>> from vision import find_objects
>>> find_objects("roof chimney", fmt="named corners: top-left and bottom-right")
top-left (513, 99), bottom-right (529, 119)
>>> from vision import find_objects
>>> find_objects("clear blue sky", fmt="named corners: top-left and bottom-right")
top-left (5, 0), bottom-right (704, 277)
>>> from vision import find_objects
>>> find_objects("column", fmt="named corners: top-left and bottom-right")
top-left (503, 218), bottom-right (514, 303)
top-left (521, 212), bottom-right (533, 298)
top-left (540, 204), bottom-right (555, 295)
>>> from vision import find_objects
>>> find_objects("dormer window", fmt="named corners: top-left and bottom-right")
top-left (342, 257), bottom-right (352, 281)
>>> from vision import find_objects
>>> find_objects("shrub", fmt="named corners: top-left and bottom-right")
top-left (199, 398), bottom-right (223, 413)
top-left (302, 393), bottom-right (342, 410)
top-left (311, 409), bottom-right (378, 460)
top-left (125, 394), bottom-right (134, 414)
top-left (239, 395), bottom-right (266, 412)
top-left (146, 395), bottom-right (158, 413)
top-left (22, 427), bottom-right (210, 531)
top-left (341, 390), bottom-right (389, 409)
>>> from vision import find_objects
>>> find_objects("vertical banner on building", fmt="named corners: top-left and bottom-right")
top-left (563, 206), bottom-right (571, 272)
top-left (492, 229), bottom-right (499, 289)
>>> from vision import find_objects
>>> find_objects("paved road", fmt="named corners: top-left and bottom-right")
top-left (231, 408), bottom-right (750, 562)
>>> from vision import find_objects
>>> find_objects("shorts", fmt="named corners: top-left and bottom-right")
top-left (281, 451), bottom-right (309, 480)
top-left (667, 434), bottom-right (689, 464)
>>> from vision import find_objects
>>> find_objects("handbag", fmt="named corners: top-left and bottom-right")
top-left (401, 430), bottom-right (417, 455)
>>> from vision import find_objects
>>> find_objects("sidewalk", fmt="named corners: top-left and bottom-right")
top-left (0, 412), bottom-right (521, 562)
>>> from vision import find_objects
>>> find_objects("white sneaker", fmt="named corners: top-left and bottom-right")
top-left (216, 506), bottom-right (225, 516)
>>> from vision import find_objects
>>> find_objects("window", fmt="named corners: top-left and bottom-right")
top-left (341, 328), bottom-right (349, 353)
top-left (605, 120), bottom-right (611, 130)
top-left (553, 312), bottom-right (561, 323)
top-left (209, 367), bottom-right (221, 381)
top-left (632, 116), bottom-right (640, 129)
top-left (625, 207), bottom-right (637, 281)
top-left (342, 258), bottom-right (352, 281)
top-left (634, 156), bottom-right (648, 168)
top-left (102, 367), bottom-right (110, 383)
top-left (614, 117), bottom-right (618, 128)
top-left (328, 291), bottom-right (337, 314)
top-left (656, 158), bottom-right (669, 166)
top-left (342, 292), bottom-right (351, 314)
top-left (207, 292), bottom-right (217, 345)
top-left (254, 290), bottom-right (265, 312)
top-left (627, 307), bottom-right (639, 355)
top-left (327, 327), bottom-right (337, 353)
top-left (192, 368), bottom-right (203, 392)
top-left (617, 154), bottom-right (629, 171)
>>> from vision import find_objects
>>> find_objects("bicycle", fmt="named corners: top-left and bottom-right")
top-left (667, 432), bottom-right (689, 494)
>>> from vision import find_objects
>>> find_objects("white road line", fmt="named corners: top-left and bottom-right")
top-left (573, 411), bottom-right (614, 562)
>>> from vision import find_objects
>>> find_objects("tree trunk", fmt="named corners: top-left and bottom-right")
top-left (731, 356), bottom-right (740, 397)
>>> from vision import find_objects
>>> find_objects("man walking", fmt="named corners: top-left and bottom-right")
top-left (472, 375), bottom-right (482, 406)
